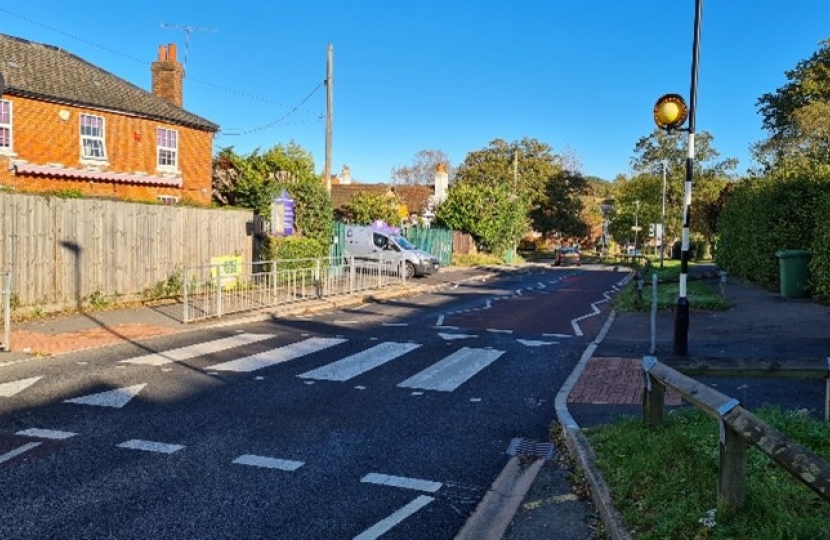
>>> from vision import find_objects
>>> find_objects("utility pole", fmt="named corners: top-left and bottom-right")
top-left (634, 200), bottom-right (640, 254)
top-left (160, 23), bottom-right (218, 73)
top-left (324, 44), bottom-right (334, 194)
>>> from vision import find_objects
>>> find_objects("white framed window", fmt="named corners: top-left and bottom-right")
top-left (156, 127), bottom-right (178, 170)
top-left (0, 100), bottom-right (12, 153)
top-left (80, 114), bottom-right (107, 160)
top-left (156, 195), bottom-right (179, 205)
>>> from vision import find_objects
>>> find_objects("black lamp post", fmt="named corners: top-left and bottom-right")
top-left (674, 0), bottom-right (702, 356)
top-left (653, 0), bottom-right (702, 356)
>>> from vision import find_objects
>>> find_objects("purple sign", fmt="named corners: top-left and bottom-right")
top-left (271, 189), bottom-right (295, 236)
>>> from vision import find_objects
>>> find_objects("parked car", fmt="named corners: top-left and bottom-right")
top-left (555, 247), bottom-right (581, 266)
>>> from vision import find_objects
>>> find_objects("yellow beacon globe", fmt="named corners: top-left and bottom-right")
top-left (657, 101), bottom-right (681, 126)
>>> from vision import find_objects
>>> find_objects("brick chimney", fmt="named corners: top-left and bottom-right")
top-left (151, 44), bottom-right (184, 107)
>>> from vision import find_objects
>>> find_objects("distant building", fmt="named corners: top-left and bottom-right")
top-left (0, 34), bottom-right (219, 205)
top-left (330, 163), bottom-right (449, 226)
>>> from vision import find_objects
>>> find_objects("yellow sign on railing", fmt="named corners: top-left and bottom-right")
top-left (210, 255), bottom-right (242, 290)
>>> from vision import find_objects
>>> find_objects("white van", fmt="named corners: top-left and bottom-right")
top-left (343, 225), bottom-right (440, 279)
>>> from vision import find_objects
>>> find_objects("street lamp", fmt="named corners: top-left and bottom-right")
top-left (653, 0), bottom-right (702, 356)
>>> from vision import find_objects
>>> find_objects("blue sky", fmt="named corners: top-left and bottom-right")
top-left (2, 1), bottom-right (829, 183)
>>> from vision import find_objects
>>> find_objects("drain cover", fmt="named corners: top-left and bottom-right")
top-left (506, 437), bottom-right (554, 460)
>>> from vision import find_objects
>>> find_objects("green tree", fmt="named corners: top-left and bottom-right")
top-left (212, 142), bottom-right (333, 249)
top-left (529, 169), bottom-right (590, 240)
top-left (755, 38), bottom-right (830, 168)
top-left (435, 181), bottom-right (524, 254)
top-left (343, 191), bottom-right (401, 226)
top-left (628, 129), bottom-right (735, 246)
top-left (391, 149), bottom-right (453, 185)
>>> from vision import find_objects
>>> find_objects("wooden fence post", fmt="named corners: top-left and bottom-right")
top-left (642, 356), bottom-right (665, 426)
top-left (717, 400), bottom-right (747, 509)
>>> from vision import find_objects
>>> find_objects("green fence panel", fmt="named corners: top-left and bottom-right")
top-left (405, 227), bottom-right (453, 267)
top-left (330, 221), bottom-right (346, 262)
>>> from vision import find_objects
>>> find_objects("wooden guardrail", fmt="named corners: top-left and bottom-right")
top-left (642, 356), bottom-right (830, 509)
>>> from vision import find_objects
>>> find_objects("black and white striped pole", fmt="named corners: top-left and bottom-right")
top-left (653, 0), bottom-right (701, 356)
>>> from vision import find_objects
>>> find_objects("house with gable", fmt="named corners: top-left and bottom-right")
top-left (330, 163), bottom-right (450, 226)
top-left (0, 34), bottom-right (218, 205)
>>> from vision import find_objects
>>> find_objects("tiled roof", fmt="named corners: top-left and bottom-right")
top-left (330, 183), bottom-right (436, 214)
top-left (331, 184), bottom-right (394, 209)
top-left (392, 185), bottom-right (434, 214)
top-left (0, 33), bottom-right (218, 132)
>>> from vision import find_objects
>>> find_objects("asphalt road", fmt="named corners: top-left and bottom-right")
top-left (0, 265), bottom-right (626, 539)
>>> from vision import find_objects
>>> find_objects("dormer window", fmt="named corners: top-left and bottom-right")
top-left (80, 114), bottom-right (107, 160)
top-left (157, 127), bottom-right (178, 170)
top-left (0, 100), bottom-right (12, 153)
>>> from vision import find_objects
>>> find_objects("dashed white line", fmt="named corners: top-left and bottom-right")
top-left (117, 439), bottom-right (184, 454)
top-left (352, 495), bottom-right (435, 540)
top-left (232, 454), bottom-right (304, 471)
top-left (0, 442), bottom-right (41, 463)
top-left (486, 329), bottom-right (513, 334)
top-left (16, 428), bottom-right (77, 440)
top-left (361, 473), bottom-right (443, 493)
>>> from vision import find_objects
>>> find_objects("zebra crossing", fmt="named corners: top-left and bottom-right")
top-left (0, 333), bottom-right (526, 410)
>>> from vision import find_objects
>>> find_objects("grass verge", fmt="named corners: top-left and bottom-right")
top-left (584, 407), bottom-right (830, 539)
top-left (613, 260), bottom-right (730, 313)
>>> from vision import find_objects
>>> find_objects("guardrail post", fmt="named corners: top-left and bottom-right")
top-left (650, 273), bottom-right (658, 354)
top-left (182, 268), bottom-right (190, 324)
top-left (215, 264), bottom-right (223, 318)
top-left (2, 271), bottom-right (10, 352)
top-left (349, 256), bottom-right (355, 294)
top-left (717, 399), bottom-right (747, 509)
top-left (315, 259), bottom-right (322, 299)
top-left (825, 358), bottom-right (830, 423)
top-left (641, 356), bottom-right (664, 426)
top-left (719, 270), bottom-right (728, 299)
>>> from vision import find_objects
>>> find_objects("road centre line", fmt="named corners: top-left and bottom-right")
top-left (0, 442), bottom-right (41, 464)
top-left (361, 472), bottom-right (442, 493)
top-left (232, 454), bottom-right (304, 471)
top-left (352, 495), bottom-right (435, 540)
top-left (117, 439), bottom-right (184, 454)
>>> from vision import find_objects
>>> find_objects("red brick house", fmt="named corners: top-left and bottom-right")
top-left (0, 34), bottom-right (218, 205)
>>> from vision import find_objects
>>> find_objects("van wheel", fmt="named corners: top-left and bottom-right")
top-left (405, 262), bottom-right (416, 279)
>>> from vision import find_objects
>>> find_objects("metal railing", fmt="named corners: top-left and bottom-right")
top-left (182, 256), bottom-right (406, 323)
top-left (1, 271), bottom-right (11, 352)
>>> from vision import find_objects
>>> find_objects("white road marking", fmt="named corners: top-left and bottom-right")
top-left (117, 439), bottom-right (184, 454)
top-left (411, 392), bottom-right (423, 396)
top-left (232, 454), bottom-right (304, 471)
top-left (255, 376), bottom-right (265, 381)
top-left (435, 315), bottom-right (444, 326)
top-left (437, 333), bottom-right (478, 341)
top-left (433, 325), bottom-right (459, 330)
top-left (382, 323), bottom-right (408, 327)
top-left (355, 385), bottom-right (367, 390)
top-left (0, 376), bottom-right (44, 397)
top-left (16, 428), bottom-right (77, 440)
top-left (0, 442), bottom-right (41, 463)
top-left (470, 398), bottom-right (482, 403)
top-left (120, 333), bottom-right (274, 366)
top-left (516, 339), bottom-right (557, 347)
top-left (398, 347), bottom-right (505, 392)
top-left (361, 473), bottom-right (442, 493)
top-left (298, 342), bottom-right (420, 382)
top-left (63, 384), bottom-right (147, 408)
top-left (353, 495), bottom-right (435, 540)
top-left (486, 329), bottom-right (513, 334)
top-left (543, 333), bottom-right (572, 338)
top-left (205, 337), bottom-right (347, 373)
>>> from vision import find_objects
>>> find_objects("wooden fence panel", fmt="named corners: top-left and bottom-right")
top-left (0, 193), bottom-right (254, 312)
